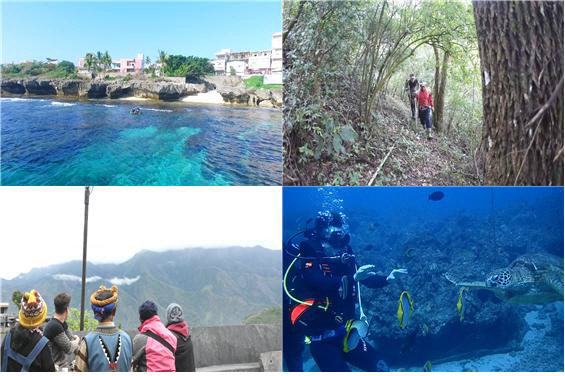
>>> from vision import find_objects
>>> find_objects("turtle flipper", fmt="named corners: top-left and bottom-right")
top-left (444, 272), bottom-right (487, 288)
top-left (541, 271), bottom-right (564, 298)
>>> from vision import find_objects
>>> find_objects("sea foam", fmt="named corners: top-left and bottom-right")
top-left (141, 107), bottom-right (173, 113)
top-left (51, 101), bottom-right (75, 107)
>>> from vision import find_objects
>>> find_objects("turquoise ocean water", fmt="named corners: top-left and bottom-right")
top-left (1, 97), bottom-right (282, 185)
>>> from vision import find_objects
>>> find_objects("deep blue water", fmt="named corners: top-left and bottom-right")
top-left (283, 187), bottom-right (564, 372)
top-left (1, 97), bottom-right (282, 185)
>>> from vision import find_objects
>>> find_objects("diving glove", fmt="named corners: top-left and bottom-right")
top-left (387, 268), bottom-right (408, 281)
top-left (354, 264), bottom-right (376, 282)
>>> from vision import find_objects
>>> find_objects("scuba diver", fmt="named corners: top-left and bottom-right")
top-left (283, 210), bottom-right (407, 372)
top-left (130, 106), bottom-right (141, 115)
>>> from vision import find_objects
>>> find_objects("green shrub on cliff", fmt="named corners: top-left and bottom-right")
top-left (244, 75), bottom-right (282, 90)
top-left (163, 55), bottom-right (214, 80)
top-left (1, 60), bottom-right (76, 78)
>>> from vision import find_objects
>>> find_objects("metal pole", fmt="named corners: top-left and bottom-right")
top-left (79, 187), bottom-right (90, 331)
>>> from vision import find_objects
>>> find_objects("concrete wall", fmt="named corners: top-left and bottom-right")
top-left (191, 324), bottom-right (281, 368)
top-left (264, 73), bottom-right (283, 85)
top-left (73, 324), bottom-right (280, 368)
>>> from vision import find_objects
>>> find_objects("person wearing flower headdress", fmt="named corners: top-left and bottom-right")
top-left (74, 285), bottom-right (132, 372)
top-left (1, 289), bottom-right (55, 372)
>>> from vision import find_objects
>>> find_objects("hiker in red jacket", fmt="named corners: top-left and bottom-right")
top-left (417, 82), bottom-right (434, 140)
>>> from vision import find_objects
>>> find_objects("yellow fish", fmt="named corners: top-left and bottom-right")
top-left (457, 287), bottom-right (467, 321)
top-left (397, 291), bottom-right (414, 328)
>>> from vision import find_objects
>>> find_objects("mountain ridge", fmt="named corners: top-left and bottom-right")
top-left (1, 246), bottom-right (281, 329)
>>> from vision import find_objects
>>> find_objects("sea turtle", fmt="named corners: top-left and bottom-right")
top-left (445, 253), bottom-right (564, 304)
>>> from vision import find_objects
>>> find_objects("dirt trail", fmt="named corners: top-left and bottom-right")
top-left (363, 96), bottom-right (479, 186)
top-left (286, 95), bottom-right (480, 186)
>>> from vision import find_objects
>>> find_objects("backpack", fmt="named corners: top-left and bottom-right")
top-left (1, 330), bottom-right (49, 372)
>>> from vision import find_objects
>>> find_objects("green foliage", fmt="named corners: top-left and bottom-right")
top-left (1, 60), bottom-right (76, 78)
top-left (82, 51), bottom-right (112, 73)
top-left (284, 1), bottom-right (364, 181)
top-left (66, 307), bottom-right (99, 331)
top-left (284, 0), bottom-right (481, 185)
top-left (123, 74), bottom-right (133, 81)
top-left (244, 75), bottom-right (282, 90)
top-left (12, 290), bottom-right (22, 310)
top-left (242, 307), bottom-right (282, 325)
top-left (229, 66), bottom-right (236, 76)
top-left (162, 55), bottom-right (213, 79)
top-left (2, 64), bottom-right (21, 74)
top-left (57, 60), bottom-right (75, 74)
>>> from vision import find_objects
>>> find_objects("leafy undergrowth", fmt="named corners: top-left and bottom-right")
top-left (287, 95), bottom-right (480, 186)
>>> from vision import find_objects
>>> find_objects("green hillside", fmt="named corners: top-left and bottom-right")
top-left (1, 247), bottom-right (281, 330)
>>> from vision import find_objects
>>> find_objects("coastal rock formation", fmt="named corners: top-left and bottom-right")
top-left (1, 76), bottom-right (281, 108)
top-left (24, 79), bottom-right (57, 95)
top-left (56, 80), bottom-right (81, 96)
top-left (79, 82), bottom-right (108, 98)
top-left (106, 83), bottom-right (133, 99)
top-left (219, 87), bottom-right (251, 105)
top-left (1, 79), bottom-right (26, 94)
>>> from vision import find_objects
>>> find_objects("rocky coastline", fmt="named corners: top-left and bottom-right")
top-left (0, 77), bottom-right (282, 108)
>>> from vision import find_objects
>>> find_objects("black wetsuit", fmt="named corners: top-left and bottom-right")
top-left (284, 237), bottom-right (389, 372)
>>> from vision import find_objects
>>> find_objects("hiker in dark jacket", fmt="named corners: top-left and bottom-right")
top-left (132, 300), bottom-right (177, 372)
top-left (1, 290), bottom-right (55, 372)
top-left (43, 292), bottom-right (80, 370)
top-left (166, 303), bottom-right (196, 372)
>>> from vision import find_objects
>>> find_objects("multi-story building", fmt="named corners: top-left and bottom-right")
top-left (212, 32), bottom-right (282, 78)
top-left (78, 53), bottom-right (144, 73)
top-left (271, 32), bottom-right (282, 74)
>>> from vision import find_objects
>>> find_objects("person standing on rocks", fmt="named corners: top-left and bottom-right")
top-left (1, 290), bottom-right (55, 372)
top-left (44, 292), bottom-right (80, 371)
top-left (166, 303), bottom-right (196, 372)
top-left (74, 285), bottom-right (132, 372)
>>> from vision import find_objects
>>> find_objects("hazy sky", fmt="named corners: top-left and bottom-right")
top-left (1, 0), bottom-right (281, 64)
top-left (0, 186), bottom-right (282, 279)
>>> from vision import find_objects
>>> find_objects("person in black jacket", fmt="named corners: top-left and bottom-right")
top-left (43, 292), bottom-right (80, 370)
top-left (283, 211), bottom-right (407, 372)
top-left (405, 74), bottom-right (420, 120)
top-left (166, 303), bottom-right (196, 372)
top-left (1, 290), bottom-right (55, 372)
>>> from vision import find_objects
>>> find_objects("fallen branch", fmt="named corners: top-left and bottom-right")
top-left (368, 142), bottom-right (396, 185)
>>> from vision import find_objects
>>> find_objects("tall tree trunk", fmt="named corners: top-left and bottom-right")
top-left (473, 1), bottom-right (564, 185)
top-left (432, 45), bottom-right (440, 118)
top-left (434, 49), bottom-right (450, 132)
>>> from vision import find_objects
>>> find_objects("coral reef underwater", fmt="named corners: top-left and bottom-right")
top-left (283, 187), bottom-right (564, 372)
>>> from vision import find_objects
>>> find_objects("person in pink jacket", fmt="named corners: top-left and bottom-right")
top-left (132, 301), bottom-right (177, 372)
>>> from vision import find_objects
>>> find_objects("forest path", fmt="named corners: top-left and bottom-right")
top-left (362, 96), bottom-right (480, 186)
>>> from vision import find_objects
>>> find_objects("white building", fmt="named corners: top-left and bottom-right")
top-left (226, 60), bottom-right (247, 75)
top-left (271, 32), bottom-right (282, 73)
top-left (212, 32), bottom-right (282, 77)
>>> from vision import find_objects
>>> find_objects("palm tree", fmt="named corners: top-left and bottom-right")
top-left (102, 51), bottom-right (112, 71)
top-left (157, 50), bottom-right (168, 66)
top-left (84, 53), bottom-right (95, 72)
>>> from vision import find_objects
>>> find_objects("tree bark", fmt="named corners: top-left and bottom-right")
top-left (473, 0), bottom-right (564, 185)
top-left (433, 48), bottom-right (450, 132)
